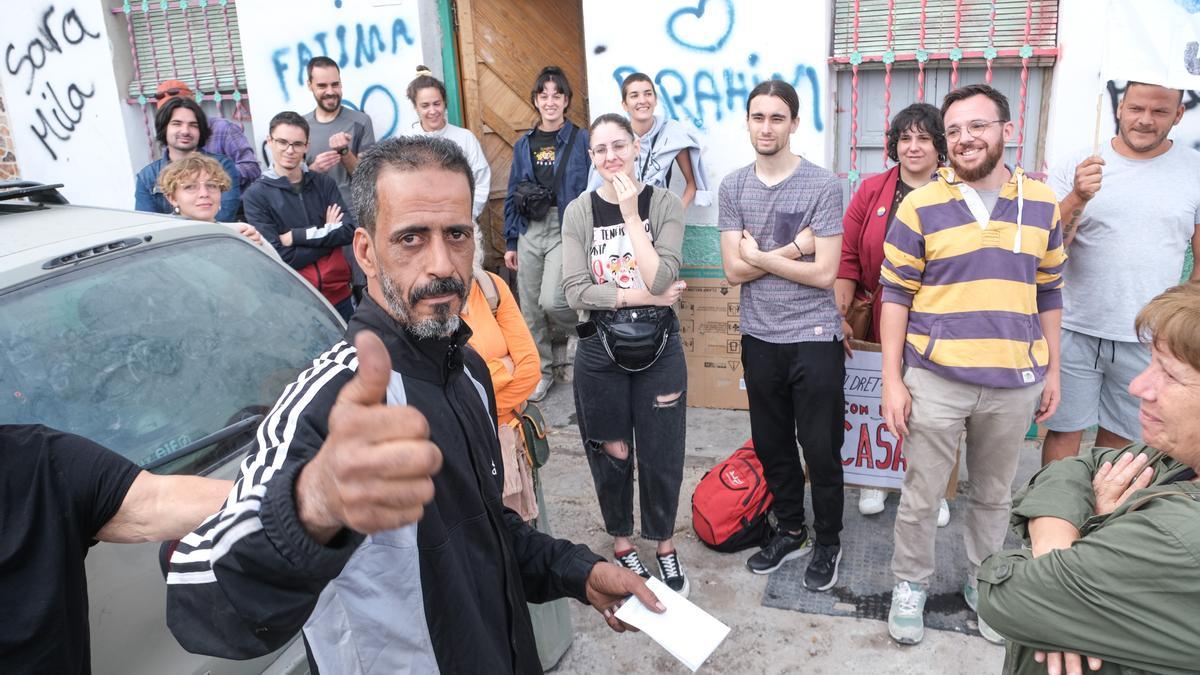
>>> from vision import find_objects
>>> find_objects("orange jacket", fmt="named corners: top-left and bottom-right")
top-left (460, 272), bottom-right (541, 425)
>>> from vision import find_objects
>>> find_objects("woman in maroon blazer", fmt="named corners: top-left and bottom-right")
top-left (836, 103), bottom-right (948, 517)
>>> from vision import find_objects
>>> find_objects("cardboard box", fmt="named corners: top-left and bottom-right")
top-left (678, 268), bottom-right (748, 410)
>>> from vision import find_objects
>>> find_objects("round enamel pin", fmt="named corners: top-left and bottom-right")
top-left (876, 206), bottom-right (887, 217)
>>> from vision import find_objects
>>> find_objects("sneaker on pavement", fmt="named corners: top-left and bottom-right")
top-left (888, 581), bottom-right (927, 645)
top-left (858, 488), bottom-right (886, 515)
top-left (937, 498), bottom-right (951, 528)
top-left (528, 376), bottom-right (553, 402)
top-left (803, 543), bottom-right (842, 591)
top-left (962, 581), bottom-right (1005, 644)
top-left (656, 550), bottom-right (690, 598)
top-left (746, 529), bottom-right (811, 575)
top-left (962, 580), bottom-right (979, 611)
top-left (976, 614), bottom-right (1005, 644)
top-left (614, 548), bottom-right (651, 579)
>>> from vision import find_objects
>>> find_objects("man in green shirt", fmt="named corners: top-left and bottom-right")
top-left (978, 280), bottom-right (1200, 675)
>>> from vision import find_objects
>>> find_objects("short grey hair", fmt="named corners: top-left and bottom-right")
top-left (350, 135), bottom-right (476, 236)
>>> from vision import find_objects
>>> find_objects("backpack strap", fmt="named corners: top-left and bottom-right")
top-left (474, 269), bottom-right (500, 315)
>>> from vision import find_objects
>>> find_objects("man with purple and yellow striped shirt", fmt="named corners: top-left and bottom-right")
top-left (878, 84), bottom-right (1067, 646)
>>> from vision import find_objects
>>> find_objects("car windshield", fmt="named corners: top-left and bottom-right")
top-left (0, 236), bottom-right (344, 474)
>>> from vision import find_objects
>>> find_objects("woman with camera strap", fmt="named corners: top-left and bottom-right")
top-left (561, 112), bottom-right (691, 597)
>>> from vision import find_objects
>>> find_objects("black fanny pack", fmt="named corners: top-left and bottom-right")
top-left (513, 180), bottom-right (554, 220)
top-left (590, 306), bottom-right (674, 372)
top-left (515, 126), bottom-right (578, 221)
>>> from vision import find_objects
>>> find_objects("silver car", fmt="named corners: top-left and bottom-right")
top-left (0, 183), bottom-right (342, 674)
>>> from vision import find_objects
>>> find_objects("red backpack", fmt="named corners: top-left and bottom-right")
top-left (692, 441), bottom-right (775, 552)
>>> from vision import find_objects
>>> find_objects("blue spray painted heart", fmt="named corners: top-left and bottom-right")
top-left (666, 0), bottom-right (735, 53)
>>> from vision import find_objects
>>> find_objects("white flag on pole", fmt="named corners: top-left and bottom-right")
top-left (1103, 0), bottom-right (1200, 90)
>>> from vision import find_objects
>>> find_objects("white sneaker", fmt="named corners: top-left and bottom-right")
top-left (888, 581), bottom-right (927, 645)
top-left (858, 488), bottom-right (886, 515)
top-left (963, 581), bottom-right (1004, 644)
top-left (528, 376), bottom-right (553, 402)
top-left (937, 498), bottom-right (950, 528)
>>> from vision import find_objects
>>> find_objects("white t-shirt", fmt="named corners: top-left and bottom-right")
top-left (1049, 141), bottom-right (1200, 341)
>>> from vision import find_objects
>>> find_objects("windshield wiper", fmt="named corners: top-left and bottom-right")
top-left (143, 414), bottom-right (264, 471)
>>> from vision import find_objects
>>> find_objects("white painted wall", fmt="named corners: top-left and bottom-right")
top-left (233, 0), bottom-right (429, 163)
top-left (583, 0), bottom-right (832, 225)
top-left (1, 2), bottom-right (137, 207)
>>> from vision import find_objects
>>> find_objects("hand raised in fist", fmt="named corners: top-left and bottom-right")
top-left (295, 330), bottom-right (443, 543)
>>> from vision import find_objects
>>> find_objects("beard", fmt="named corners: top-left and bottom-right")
top-left (318, 94), bottom-right (341, 112)
top-left (1118, 122), bottom-right (1171, 154)
top-left (378, 271), bottom-right (466, 340)
top-left (950, 138), bottom-right (1005, 182)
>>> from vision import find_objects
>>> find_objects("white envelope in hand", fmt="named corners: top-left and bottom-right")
top-left (613, 576), bottom-right (731, 672)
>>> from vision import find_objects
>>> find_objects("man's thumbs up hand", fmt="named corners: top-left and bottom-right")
top-left (296, 331), bottom-right (442, 543)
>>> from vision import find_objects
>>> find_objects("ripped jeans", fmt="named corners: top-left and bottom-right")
top-left (573, 319), bottom-right (687, 541)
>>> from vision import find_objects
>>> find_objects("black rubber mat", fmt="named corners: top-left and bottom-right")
top-left (760, 488), bottom-right (1021, 638)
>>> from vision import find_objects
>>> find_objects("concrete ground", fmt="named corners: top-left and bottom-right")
top-left (529, 376), bottom-right (1065, 674)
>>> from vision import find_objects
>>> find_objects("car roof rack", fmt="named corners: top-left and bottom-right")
top-left (0, 181), bottom-right (69, 206)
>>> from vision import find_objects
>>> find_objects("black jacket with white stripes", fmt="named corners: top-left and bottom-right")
top-left (164, 296), bottom-right (603, 674)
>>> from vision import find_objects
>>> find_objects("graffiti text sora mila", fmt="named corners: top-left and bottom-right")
top-left (5, 5), bottom-right (101, 161)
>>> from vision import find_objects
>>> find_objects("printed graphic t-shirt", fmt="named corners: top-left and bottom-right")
top-left (589, 185), bottom-right (654, 290)
top-left (0, 424), bottom-right (140, 674)
top-left (529, 127), bottom-right (559, 196)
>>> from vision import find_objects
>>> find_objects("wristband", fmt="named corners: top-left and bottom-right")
top-left (793, 240), bottom-right (803, 254)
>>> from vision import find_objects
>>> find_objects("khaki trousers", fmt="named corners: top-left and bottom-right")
top-left (891, 367), bottom-right (1043, 587)
top-left (517, 210), bottom-right (576, 378)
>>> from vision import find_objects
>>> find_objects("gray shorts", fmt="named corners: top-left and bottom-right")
top-left (1044, 328), bottom-right (1149, 441)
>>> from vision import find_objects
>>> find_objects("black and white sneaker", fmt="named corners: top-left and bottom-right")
top-left (656, 550), bottom-right (690, 598)
top-left (803, 543), bottom-right (842, 591)
top-left (746, 529), bottom-right (812, 575)
top-left (614, 549), bottom-right (652, 579)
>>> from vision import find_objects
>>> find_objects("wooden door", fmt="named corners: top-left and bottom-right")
top-left (455, 0), bottom-right (589, 270)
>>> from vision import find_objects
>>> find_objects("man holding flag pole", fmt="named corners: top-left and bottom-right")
top-left (1040, 19), bottom-right (1200, 464)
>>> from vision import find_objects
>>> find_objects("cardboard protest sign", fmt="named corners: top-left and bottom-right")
top-left (841, 342), bottom-right (957, 497)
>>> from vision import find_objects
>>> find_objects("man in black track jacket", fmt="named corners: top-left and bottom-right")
top-left (164, 136), bottom-right (660, 674)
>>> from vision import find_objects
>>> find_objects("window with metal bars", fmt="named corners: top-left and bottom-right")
top-left (832, 0), bottom-right (1059, 67)
top-left (832, 0), bottom-right (1060, 183)
top-left (115, 0), bottom-right (248, 105)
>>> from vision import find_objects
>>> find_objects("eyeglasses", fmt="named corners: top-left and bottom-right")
top-left (945, 119), bottom-right (1004, 142)
top-left (179, 181), bottom-right (221, 195)
top-left (590, 139), bottom-right (632, 159)
top-left (271, 137), bottom-right (307, 153)
top-left (154, 87), bottom-right (189, 100)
